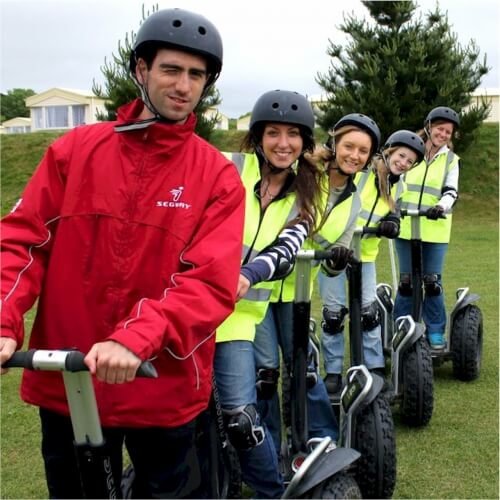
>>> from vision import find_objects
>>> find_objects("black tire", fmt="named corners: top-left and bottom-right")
top-left (121, 464), bottom-right (135, 499)
top-left (219, 442), bottom-right (242, 499)
top-left (400, 336), bottom-right (434, 427)
top-left (451, 304), bottom-right (483, 381)
top-left (353, 395), bottom-right (396, 498)
top-left (307, 472), bottom-right (362, 499)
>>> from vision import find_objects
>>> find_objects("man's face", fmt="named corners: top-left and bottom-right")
top-left (136, 48), bottom-right (208, 123)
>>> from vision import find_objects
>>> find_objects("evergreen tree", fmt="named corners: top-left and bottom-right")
top-left (0, 88), bottom-right (36, 122)
top-left (316, 1), bottom-right (490, 153)
top-left (92, 4), bottom-right (221, 141)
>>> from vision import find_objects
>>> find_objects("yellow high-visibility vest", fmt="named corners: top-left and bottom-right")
top-left (399, 150), bottom-right (459, 242)
top-left (216, 152), bottom-right (298, 342)
top-left (354, 169), bottom-right (405, 262)
top-left (271, 173), bottom-right (361, 303)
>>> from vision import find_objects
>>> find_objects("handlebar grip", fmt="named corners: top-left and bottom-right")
top-left (2, 349), bottom-right (36, 369)
top-left (362, 226), bottom-right (379, 235)
top-left (313, 250), bottom-right (335, 260)
top-left (3, 349), bottom-right (158, 378)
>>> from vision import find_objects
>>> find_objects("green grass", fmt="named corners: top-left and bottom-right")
top-left (1, 124), bottom-right (498, 498)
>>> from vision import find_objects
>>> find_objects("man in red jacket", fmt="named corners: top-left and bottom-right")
top-left (0, 8), bottom-right (245, 498)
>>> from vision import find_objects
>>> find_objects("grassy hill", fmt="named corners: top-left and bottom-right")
top-left (0, 124), bottom-right (498, 498)
top-left (1, 124), bottom-right (498, 217)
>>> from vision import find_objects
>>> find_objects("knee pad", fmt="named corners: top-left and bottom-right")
top-left (224, 405), bottom-right (265, 450)
top-left (424, 273), bottom-right (442, 296)
top-left (361, 301), bottom-right (381, 331)
top-left (256, 368), bottom-right (279, 400)
top-left (398, 273), bottom-right (412, 297)
top-left (322, 306), bottom-right (348, 335)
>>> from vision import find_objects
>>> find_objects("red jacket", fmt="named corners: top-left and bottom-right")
top-left (1, 99), bottom-right (245, 427)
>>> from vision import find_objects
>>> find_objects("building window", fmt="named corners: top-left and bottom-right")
top-left (72, 105), bottom-right (85, 126)
top-left (45, 106), bottom-right (69, 128)
top-left (33, 108), bottom-right (43, 129)
top-left (7, 126), bottom-right (30, 134)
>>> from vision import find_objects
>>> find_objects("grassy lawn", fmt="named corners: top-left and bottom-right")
top-left (1, 124), bottom-right (498, 498)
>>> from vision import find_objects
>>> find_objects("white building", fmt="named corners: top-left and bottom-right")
top-left (25, 88), bottom-right (107, 131)
top-left (0, 117), bottom-right (31, 134)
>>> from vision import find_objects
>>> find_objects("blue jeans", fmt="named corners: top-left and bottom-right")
top-left (318, 263), bottom-right (385, 374)
top-left (393, 238), bottom-right (448, 333)
top-left (253, 302), bottom-right (338, 455)
top-left (214, 340), bottom-right (283, 499)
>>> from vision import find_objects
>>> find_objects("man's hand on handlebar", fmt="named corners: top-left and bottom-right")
top-left (85, 340), bottom-right (142, 384)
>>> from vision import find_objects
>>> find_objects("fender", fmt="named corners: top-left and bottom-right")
top-left (282, 441), bottom-right (360, 499)
top-left (449, 287), bottom-right (480, 327)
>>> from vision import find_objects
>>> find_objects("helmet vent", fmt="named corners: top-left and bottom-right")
top-left (272, 102), bottom-right (279, 109)
top-left (291, 104), bottom-right (298, 111)
top-left (172, 19), bottom-right (182, 27)
top-left (198, 26), bottom-right (207, 35)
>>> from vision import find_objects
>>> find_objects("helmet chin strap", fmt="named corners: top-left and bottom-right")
top-left (424, 122), bottom-right (441, 152)
top-left (131, 68), bottom-right (181, 124)
top-left (325, 138), bottom-right (350, 177)
top-left (256, 145), bottom-right (297, 174)
top-left (139, 83), bottom-right (179, 124)
top-left (328, 159), bottom-right (351, 177)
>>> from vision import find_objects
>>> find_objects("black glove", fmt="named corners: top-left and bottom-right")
top-left (426, 205), bottom-right (445, 220)
top-left (376, 216), bottom-right (400, 239)
top-left (322, 246), bottom-right (353, 276)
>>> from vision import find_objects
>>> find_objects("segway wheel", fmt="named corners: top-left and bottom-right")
top-left (307, 472), bottom-right (362, 499)
top-left (400, 336), bottom-right (434, 427)
top-left (219, 442), bottom-right (242, 499)
top-left (121, 464), bottom-right (135, 499)
top-left (353, 394), bottom-right (396, 498)
top-left (451, 304), bottom-right (483, 381)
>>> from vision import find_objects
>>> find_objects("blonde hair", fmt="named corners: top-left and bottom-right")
top-left (370, 147), bottom-right (400, 212)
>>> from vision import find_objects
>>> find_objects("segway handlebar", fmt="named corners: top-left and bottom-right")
top-left (401, 208), bottom-right (447, 219)
top-left (353, 226), bottom-right (379, 236)
top-left (2, 349), bottom-right (158, 378)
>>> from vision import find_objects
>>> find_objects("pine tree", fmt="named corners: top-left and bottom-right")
top-left (92, 4), bottom-right (221, 141)
top-left (316, 1), bottom-right (490, 153)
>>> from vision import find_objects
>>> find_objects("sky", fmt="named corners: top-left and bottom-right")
top-left (1, 0), bottom-right (499, 118)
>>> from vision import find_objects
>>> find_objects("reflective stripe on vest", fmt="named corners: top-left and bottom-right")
top-left (270, 185), bottom-right (361, 303)
top-left (354, 169), bottom-right (405, 262)
top-left (399, 150), bottom-right (458, 243)
top-left (217, 152), bottom-right (298, 342)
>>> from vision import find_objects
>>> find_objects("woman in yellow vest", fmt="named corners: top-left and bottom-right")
top-left (394, 107), bottom-right (461, 350)
top-left (320, 130), bottom-right (425, 396)
top-left (253, 113), bottom-right (381, 454)
top-left (214, 90), bottom-right (322, 498)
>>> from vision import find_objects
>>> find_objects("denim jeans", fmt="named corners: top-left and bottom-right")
top-left (393, 238), bottom-right (448, 334)
top-left (253, 302), bottom-right (338, 455)
top-left (214, 340), bottom-right (283, 499)
top-left (318, 263), bottom-right (385, 374)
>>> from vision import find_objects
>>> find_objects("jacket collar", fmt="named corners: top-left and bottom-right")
top-left (115, 99), bottom-right (197, 152)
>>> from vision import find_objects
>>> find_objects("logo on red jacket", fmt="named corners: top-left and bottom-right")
top-left (156, 186), bottom-right (191, 209)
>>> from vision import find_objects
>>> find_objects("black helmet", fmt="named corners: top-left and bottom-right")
top-left (130, 8), bottom-right (223, 89)
top-left (332, 113), bottom-right (381, 153)
top-left (425, 106), bottom-right (460, 128)
top-left (383, 130), bottom-right (425, 163)
top-left (249, 90), bottom-right (315, 136)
